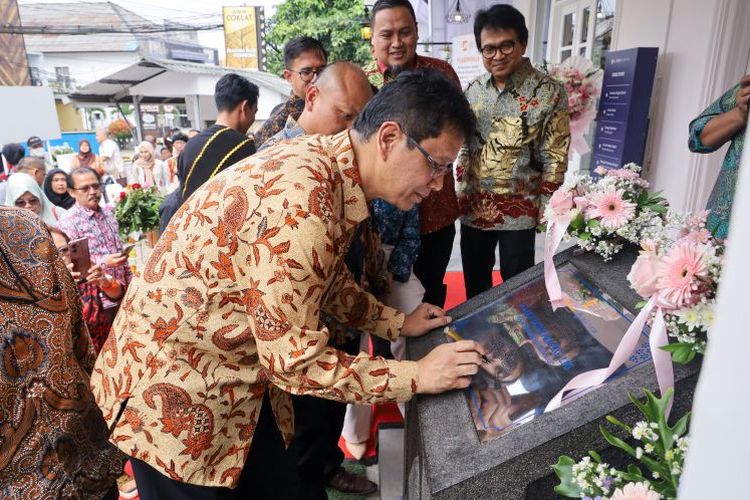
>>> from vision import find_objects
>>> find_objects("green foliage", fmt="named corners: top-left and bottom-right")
top-left (552, 389), bottom-right (689, 499)
top-left (265, 0), bottom-right (372, 76)
top-left (114, 186), bottom-right (164, 238)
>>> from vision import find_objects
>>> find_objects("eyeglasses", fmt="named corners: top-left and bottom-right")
top-left (405, 136), bottom-right (452, 179)
top-left (71, 183), bottom-right (101, 193)
top-left (286, 65), bottom-right (327, 83)
top-left (480, 40), bottom-right (519, 59)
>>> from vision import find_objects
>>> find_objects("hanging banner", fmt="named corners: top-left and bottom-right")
top-left (451, 34), bottom-right (485, 90)
top-left (223, 6), bottom-right (266, 70)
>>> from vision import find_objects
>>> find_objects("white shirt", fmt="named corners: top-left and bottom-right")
top-left (99, 139), bottom-right (124, 179)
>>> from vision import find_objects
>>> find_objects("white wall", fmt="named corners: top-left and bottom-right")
top-left (38, 51), bottom-right (139, 89)
top-left (612, 0), bottom-right (750, 212)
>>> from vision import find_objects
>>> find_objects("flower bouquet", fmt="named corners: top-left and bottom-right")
top-left (627, 210), bottom-right (721, 364)
top-left (114, 183), bottom-right (164, 241)
top-left (553, 389), bottom-right (689, 500)
top-left (547, 56), bottom-right (603, 156)
top-left (542, 163), bottom-right (667, 272)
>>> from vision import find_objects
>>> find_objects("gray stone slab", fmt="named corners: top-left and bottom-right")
top-left (404, 246), bottom-right (700, 499)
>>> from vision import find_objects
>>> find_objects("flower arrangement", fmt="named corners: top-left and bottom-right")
top-left (627, 210), bottom-right (722, 363)
top-left (546, 56), bottom-right (603, 156)
top-left (107, 118), bottom-right (133, 142)
top-left (114, 183), bottom-right (164, 239)
top-left (542, 163), bottom-right (668, 262)
top-left (553, 389), bottom-right (689, 500)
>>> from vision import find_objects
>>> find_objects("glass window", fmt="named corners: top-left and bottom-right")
top-left (561, 48), bottom-right (573, 61)
top-left (581, 7), bottom-right (590, 43)
top-left (562, 12), bottom-right (576, 47)
top-left (592, 0), bottom-right (616, 68)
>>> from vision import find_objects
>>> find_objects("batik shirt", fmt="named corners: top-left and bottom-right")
top-left (688, 83), bottom-right (746, 239)
top-left (363, 55), bottom-right (461, 234)
top-left (90, 131), bottom-right (419, 488)
top-left (255, 92), bottom-right (305, 148)
top-left (57, 202), bottom-right (132, 285)
top-left (457, 58), bottom-right (570, 231)
top-left (260, 117), bottom-right (420, 283)
top-left (0, 208), bottom-right (124, 498)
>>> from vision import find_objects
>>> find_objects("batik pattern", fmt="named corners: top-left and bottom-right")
top-left (91, 131), bottom-right (419, 488)
top-left (0, 207), bottom-right (124, 499)
top-left (457, 58), bottom-right (570, 231)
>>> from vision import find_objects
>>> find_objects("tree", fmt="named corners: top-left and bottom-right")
top-left (265, 0), bottom-right (372, 76)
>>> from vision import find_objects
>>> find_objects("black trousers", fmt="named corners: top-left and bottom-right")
top-left (413, 223), bottom-right (456, 308)
top-left (130, 392), bottom-right (299, 500)
top-left (460, 224), bottom-right (536, 299)
top-left (288, 334), bottom-right (361, 500)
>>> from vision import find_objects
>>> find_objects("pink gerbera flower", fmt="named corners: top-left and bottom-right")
top-left (656, 241), bottom-right (708, 308)
top-left (586, 189), bottom-right (636, 230)
top-left (610, 482), bottom-right (660, 500)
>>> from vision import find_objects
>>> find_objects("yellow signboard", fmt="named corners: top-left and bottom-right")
top-left (223, 6), bottom-right (261, 70)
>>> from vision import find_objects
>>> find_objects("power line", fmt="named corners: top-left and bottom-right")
top-left (0, 24), bottom-right (224, 34)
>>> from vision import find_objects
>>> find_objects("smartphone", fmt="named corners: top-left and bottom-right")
top-left (120, 244), bottom-right (136, 258)
top-left (68, 237), bottom-right (91, 277)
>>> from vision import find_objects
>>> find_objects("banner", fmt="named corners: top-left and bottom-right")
top-left (223, 6), bottom-right (265, 70)
top-left (451, 34), bottom-right (484, 90)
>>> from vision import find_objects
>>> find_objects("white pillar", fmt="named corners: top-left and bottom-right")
top-left (679, 128), bottom-right (750, 499)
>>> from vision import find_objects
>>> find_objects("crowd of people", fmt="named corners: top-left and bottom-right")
top-left (0, 0), bottom-right (746, 499)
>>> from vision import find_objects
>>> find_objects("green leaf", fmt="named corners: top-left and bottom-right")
top-left (605, 415), bottom-right (631, 433)
top-left (551, 456), bottom-right (586, 498)
top-left (588, 450), bottom-right (602, 463)
top-left (587, 219), bottom-right (600, 228)
top-left (661, 342), bottom-right (696, 364)
top-left (579, 232), bottom-right (591, 241)
top-left (600, 425), bottom-right (637, 456)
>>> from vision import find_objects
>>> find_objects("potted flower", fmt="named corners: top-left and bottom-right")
top-left (107, 118), bottom-right (134, 149)
top-left (114, 184), bottom-right (164, 247)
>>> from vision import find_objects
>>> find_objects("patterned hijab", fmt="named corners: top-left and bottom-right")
top-left (0, 207), bottom-right (124, 497)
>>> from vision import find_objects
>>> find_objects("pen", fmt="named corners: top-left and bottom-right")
top-left (443, 326), bottom-right (491, 364)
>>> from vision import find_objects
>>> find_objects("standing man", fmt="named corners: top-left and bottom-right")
top-left (457, 5), bottom-right (570, 299)
top-left (254, 36), bottom-right (328, 147)
top-left (364, 0), bottom-right (462, 309)
top-left (158, 73), bottom-right (258, 232)
top-left (58, 166), bottom-right (132, 287)
top-left (91, 69), bottom-right (481, 499)
top-left (96, 128), bottom-right (126, 182)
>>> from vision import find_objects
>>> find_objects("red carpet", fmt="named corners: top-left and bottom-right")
top-left (339, 270), bottom-right (503, 460)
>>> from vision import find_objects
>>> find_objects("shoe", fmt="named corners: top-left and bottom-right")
top-left (326, 467), bottom-right (378, 495)
top-left (344, 440), bottom-right (368, 460)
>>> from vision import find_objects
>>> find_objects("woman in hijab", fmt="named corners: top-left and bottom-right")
top-left (132, 140), bottom-right (168, 191)
top-left (5, 172), bottom-right (66, 224)
top-left (0, 207), bottom-right (124, 498)
top-left (72, 138), bottom-right (101, 173)
top-left (43, 168), bottom-right (76, 209)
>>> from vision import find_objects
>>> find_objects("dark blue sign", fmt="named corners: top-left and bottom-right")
top-left (591, 47), bottom-right (658, 170)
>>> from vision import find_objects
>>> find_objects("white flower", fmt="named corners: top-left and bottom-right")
top-left (676, 306), bottom-right (702, 332)
top-left (635, 447), bottom-right (643, 459)
top-left (652, 471), bottom-right (660, 479)
top-left (644, 443), bottom-right (654, 453)
top-left (632, 422), bottom-right (649, 440)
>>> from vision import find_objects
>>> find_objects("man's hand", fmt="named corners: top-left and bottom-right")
top-left (65, 262), bottom-right (81, 281)
top-left (416, 341), bottom-right (485, 394)
top-left (103, 253), bottom-right (128, 268)
top-left (402, 303), bottom-right (452, 337)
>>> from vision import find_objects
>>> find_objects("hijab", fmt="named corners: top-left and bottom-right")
top-left (5, 172), bottom-right (62, 225)
top-left (133, 141), bottom-right (156, 186)
top-left (77, 139), bottom-right (96, 167)
top-left (44, 168), bottom-right (76, 210)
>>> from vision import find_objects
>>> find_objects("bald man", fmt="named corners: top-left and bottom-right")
top-left (257, 62), bottom-right (379, 497)
top-left (257, 61), bottom-right (373, 151)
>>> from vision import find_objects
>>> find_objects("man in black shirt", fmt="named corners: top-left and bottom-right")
top-left (159, 73), bottom-right (258, 231)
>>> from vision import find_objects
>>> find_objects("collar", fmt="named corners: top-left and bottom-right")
top-left (74, 202), bottom-right (102, 218)
top-left (375, 54), bottom-right (424, 76)
top-left (482, 57), bottom-right (534, 91)
top-left (331, 131), bottom-right (369, 228)
top-left (284, 115), bottom-right (300, 131)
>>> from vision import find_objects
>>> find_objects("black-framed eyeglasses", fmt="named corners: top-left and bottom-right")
top-left (406, 136), bottom-right (452, 179)
top-left (286, 65), bottom-right (327, 83)
top-left (480, 40), bottom-right (518, 59)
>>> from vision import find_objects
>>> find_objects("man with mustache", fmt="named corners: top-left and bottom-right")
top-left (363, 0), bottom-right (462, 311)
top-left (457, 4), bottom-right (570, 298)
